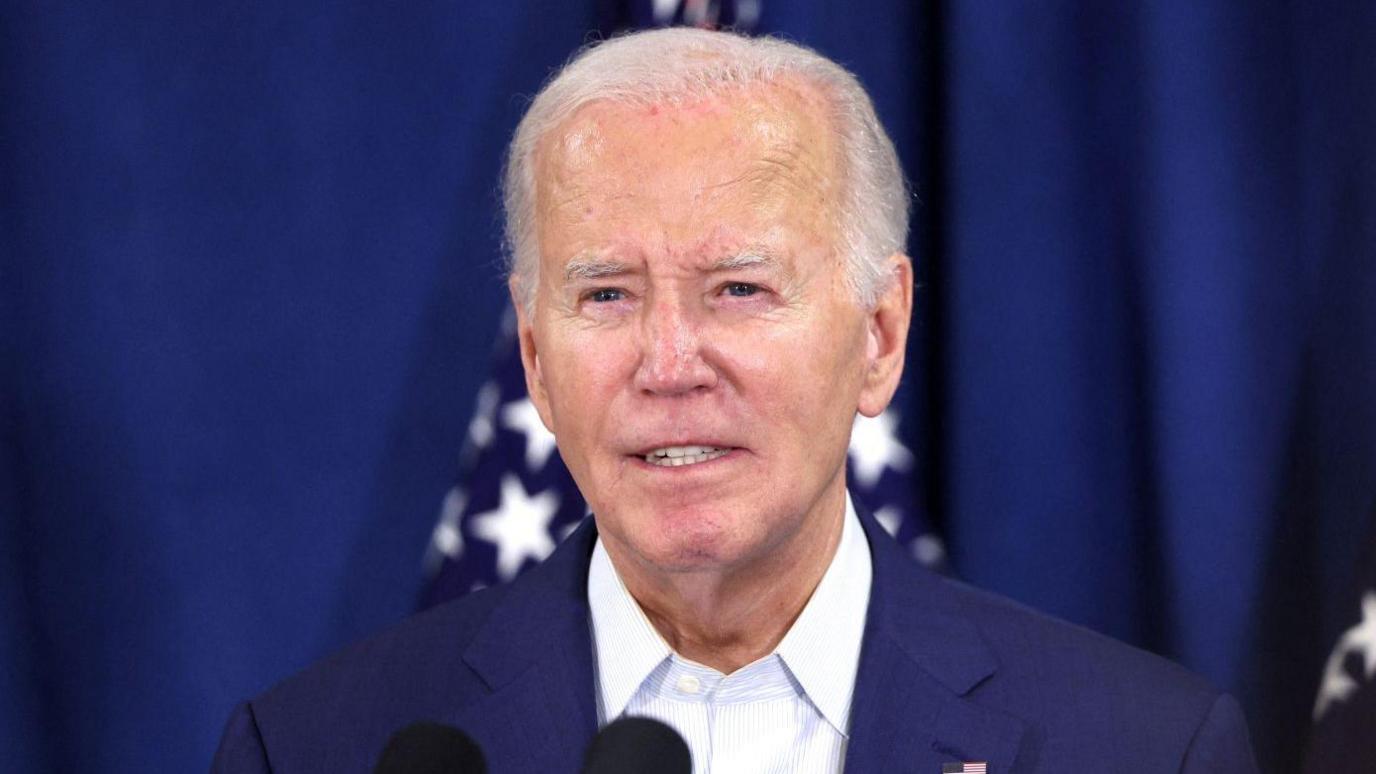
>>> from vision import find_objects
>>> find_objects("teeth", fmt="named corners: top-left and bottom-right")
top-left (644, 446), bottom-right (729, 467)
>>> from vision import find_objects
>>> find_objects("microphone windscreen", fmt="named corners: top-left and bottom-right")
top-left (373, 721), bottom-right (487, 774)
top-left (582, 716), bottom-right (691, 774)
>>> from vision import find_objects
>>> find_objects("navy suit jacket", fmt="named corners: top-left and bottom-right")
top-left (212, 507), bottom-right (1258, 773)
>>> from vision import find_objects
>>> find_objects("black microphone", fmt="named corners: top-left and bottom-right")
top-left (581, 716), bottom-right (691, 774)
top-left (373, 721), bottom-right (487, 773)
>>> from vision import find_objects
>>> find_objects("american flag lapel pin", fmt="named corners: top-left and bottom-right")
top-left (942, 763), bottom-right (987, 774)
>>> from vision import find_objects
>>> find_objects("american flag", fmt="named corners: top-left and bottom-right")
top-left (418, 307), bottom-right (942, 610)
top-left (942, 763), bottom-right (987, 774)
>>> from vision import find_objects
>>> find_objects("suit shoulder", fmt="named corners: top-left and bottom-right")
top-left (939, 574), bottom-right (1216, 700)
top-left (241, 587), bottom-right (509, 771)
top-left (920, 572), bottom-right (1239, 766)
top-left (265, 585), bottom-right (505, 706)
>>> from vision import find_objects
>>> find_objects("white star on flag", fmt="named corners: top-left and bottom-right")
top-left (467, 383), bottom-right (500, 449)
top-left (501, 397), bottom-right (558, 471)
top-left (848, 410), bottom-right (914, 488)
top-left (874, 505), bottom-right (904, 538)
top-left (1351, 593), bottom-right (1376, 679)
top-left (469, 475), bottom-right (559, 580)
top-left (1314, 591), bottom-right (1376, 720)
top-left (430, 488), bottom-right (465, 560)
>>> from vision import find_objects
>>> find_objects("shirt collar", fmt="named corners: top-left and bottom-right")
top-left (587, 536), bottom-right (672, 723)
top-left (774, 493), bottom-right (872, 736)
top-left (587, 493), bottom-right (874, 735)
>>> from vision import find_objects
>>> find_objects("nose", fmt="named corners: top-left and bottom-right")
top-left (632, 295), bottom-right (718, 396)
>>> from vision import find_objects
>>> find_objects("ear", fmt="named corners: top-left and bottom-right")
top-left (857, 252), bottom-right (913, 418)
top-left (510, 277), bottom-right (557, 433)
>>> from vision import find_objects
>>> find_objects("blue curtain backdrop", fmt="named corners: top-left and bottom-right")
top-left (2, 2), bottom-right (1372, 772)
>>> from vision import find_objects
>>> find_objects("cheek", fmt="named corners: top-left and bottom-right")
top-left (730, 322), bottom-right (864, 421)
top-left (541, 331), bottom-right (636, 432)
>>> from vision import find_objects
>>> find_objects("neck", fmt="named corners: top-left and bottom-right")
top-left (604, 486), bottom-right (848, 674)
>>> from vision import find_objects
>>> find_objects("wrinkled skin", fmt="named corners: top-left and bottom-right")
top-left (513, 80), bottom-right (911, 667)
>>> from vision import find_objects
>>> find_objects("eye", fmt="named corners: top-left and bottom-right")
top-left (723, 282), bottom-right (760, 298)
top-left (587, 288), bottom-right (625, 303)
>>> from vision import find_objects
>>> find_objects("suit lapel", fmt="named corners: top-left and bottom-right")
top-left (453, 518), bottom-right (600, 773)
top-left (846, 506), bottom-right (1026, 773)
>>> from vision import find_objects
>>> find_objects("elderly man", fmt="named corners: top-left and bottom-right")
top-left (213, 29), bottom-right (1259, 773)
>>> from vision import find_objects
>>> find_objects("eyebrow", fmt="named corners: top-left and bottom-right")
top-left (563, 256), bottom-right (631, 282)
top-left (711, 249), bottom-right (784, 273)
top-left (561, 248), bottom-right (785, 282)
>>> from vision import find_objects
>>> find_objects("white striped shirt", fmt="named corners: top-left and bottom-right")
top-left (588, 495), bottom-right (873, 774)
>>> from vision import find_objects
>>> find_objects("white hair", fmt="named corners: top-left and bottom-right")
top-left (502, 27), bottom-right (910, 311)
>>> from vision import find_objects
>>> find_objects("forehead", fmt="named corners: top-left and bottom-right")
top-left (532, 80), bottom-right (843, 263)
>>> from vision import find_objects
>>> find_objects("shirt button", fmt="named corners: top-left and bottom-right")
top-left (676, 675), bottom-right (701, 694)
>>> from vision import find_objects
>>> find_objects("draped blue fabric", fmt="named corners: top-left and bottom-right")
top-left (937, 7), bottom-right (1375, 768)
top-left (1, 2), bottom-right (1372, 772)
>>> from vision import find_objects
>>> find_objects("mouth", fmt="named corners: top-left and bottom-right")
top-left (639, 445), bottom-right (734, 468)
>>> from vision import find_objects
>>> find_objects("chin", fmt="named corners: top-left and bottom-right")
top-left (642, 546), bottom-right (731, 574)
top-left (613, 510), bottom-right (751, 572)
